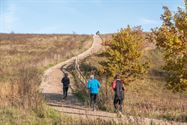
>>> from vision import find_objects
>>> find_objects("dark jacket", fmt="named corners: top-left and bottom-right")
top-left (112, 79), bottom-right (126, 100)
top-left (61, 77), bottom-right (70, 88)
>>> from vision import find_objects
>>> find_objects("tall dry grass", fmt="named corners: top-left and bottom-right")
top-left (0, 66), bottom-right (43, 111)
top-left (0, 33), bottom-right (92, 124)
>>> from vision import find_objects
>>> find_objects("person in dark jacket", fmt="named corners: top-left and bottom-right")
top-left (61, 73), bottom-right (70, 99)
top-left (112, 74), bottom-right (126, 112)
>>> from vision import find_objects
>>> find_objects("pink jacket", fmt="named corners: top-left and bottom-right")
top-left (112, 79), bottom-right (126, 91)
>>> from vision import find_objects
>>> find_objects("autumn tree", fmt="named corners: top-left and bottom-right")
top-left (152, 2), bottom-right (187, 92)
top-left (101, 26), bottom-right (149, 83)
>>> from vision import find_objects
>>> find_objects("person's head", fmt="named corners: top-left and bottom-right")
top-left (90, 75), bottom-right (94, 79)
top-left (115, 73), bottom-right (121, 79)
top-left (64, 73), bottom-right (68, 77)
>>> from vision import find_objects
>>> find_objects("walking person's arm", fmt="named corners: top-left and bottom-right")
top-left (87, 80), bottom-right (90, 90)
top-left (121, 80), bottom-right (127, 92)
top-left (112, 80), bottom-right (116, 91)
top-left (97, 80), bottom-right (101, 88)
top-left (61, 77), bottom-right (64, 87)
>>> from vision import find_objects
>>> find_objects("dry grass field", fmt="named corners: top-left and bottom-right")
top-left (0, 33), bottom-right (92, 124)
top-left (0, 34), bottom-right (92, 83)
top-left (0, 33), bottom-right (186, 125)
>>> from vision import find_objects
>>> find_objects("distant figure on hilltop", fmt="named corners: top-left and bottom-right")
top-left (61, 73), bottom-right (70, 99)
top-left (96, 31), bottom-right (100, 35)
top-left (87, 74), bottom-right (101, 111)
top-left (112, 74), bottom-right (126, 113)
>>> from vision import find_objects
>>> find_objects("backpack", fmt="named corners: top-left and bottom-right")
top-left (115, 80), bottom-right (124, 100)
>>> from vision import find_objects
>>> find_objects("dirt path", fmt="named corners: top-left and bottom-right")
top-left (40, 35), bottom-right (186, 125)
top-left (40, 34), bottom-right (102, 107)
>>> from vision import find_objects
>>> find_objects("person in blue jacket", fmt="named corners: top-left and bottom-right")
top-left (87, 75), bottom-right (101, 111)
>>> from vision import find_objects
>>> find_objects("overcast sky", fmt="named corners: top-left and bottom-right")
top-left (0, 0), bottom-right (185, 34)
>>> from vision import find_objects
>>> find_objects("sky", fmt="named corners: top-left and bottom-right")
top-left (0, 0), bottom-right (185, 34)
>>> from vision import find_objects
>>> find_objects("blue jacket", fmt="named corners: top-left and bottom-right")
top-left (87, 79), bottom-right (100, 94)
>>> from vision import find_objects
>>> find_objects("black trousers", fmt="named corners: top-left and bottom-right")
top-left (63, 87), bottom-right (69, 98)
top-left (114, 95), bottom-right (124, 111)
top-left (90, 93), bottom-right (97, 106)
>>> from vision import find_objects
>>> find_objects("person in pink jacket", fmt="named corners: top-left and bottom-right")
top-left (112, 74), bottom-right (126, 112)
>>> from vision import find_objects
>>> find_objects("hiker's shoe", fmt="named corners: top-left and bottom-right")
top-left (93, 109), bottom-right (96, 112)
top-left (92, 104), bottom-right (96, 111)
top-left (118, 111), bottom-right (123, 118)
top-left (114, 109), bottom-right (118, 113)
top-left (116, 111), bottom-right (123, 118)
top-left (93, 107), bottom-right (96, 111)
top-left (62, 96), bottom-right (67, 100)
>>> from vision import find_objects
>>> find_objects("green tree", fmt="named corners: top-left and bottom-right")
top-left (152, 3), bottom-right (187, 92)
top-left (101, 26), bottom-right (149, 83)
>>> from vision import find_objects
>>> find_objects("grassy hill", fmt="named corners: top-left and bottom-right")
top-left (0, 33), bottom-right (92, 125)
top-left (0, 33), bottom-right (186, 124)
top-left (0, 33), bottom-right (92, 82)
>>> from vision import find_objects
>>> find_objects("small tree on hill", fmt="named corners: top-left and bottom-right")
top-left (101, 26), bottom-right (149, 83)
top-left (152, 3), bottom-right (187, 92)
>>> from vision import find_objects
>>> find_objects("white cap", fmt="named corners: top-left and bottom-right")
top-left (90, 75), bottom-right (94, 79)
